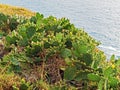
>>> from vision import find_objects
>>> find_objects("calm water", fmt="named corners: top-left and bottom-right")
top-left (1, 0), bottom-right (120, 58)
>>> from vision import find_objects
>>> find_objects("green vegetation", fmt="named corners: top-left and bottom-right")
top-left (0, 12), bottom-right (120, 90)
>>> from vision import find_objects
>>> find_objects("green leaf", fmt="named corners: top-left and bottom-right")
top-left (18, 26), bottom-right (27, 37)
top-left (0, 32), bottom-right (3, 38)
top-left (52, 41), bottom-right (59, 47)
top-left (9, 18), bottom-right (18, 30)
top-left (34, 57), bottom-right (42, 63)
top-left (18, 38), bottom-right (28, 46)
top-left (110, 54), bottom-right (115, 62)
top-left (26, 26), bottom-right (36, 38)
top-left (73, 50), bottom-right (80, 58)
top-left (115, 59), bottom-right (120, 67)
top-left (12, 85), bottom-right (19, 90)
top-left (64, 66), bottom-right (77, 80)
top-left (12, 65), bottom-right (21, 73)
top-left (26, 44), bottom-right (41, 56)
top-left (6, 36), bottom-right (18, 44)
top-left (64, 58), bottom-right (73, 65)
top-left (82, 53), bottom-right (93, 66)
top-left (74, 71), bottom-right (90, 81)
top-left (72, 42), bottom-right (88, 56)
top-left (61, 48), bottom-right (72, 58)
top-left (65, 39), bottom-right (72, 48)
top-left (36, 13), bottom-right (44, 20)
top-left (56, 33), bottom-right (63, 41)
top-left (36, 13), bottom-right (44, 27)
top-left (87, 73), bottom-right (101, 82)
top-left (0, 13), bottom-right (8, 22)
top-left (10, 57), bottom-right (19, 65)
top-left (30, 16), bottom-right (37, 23)
top-left (6, 36), bottom-right (11, 42)
top-left (20, 84), bottom-right (28, 90)
top-left (104, 67), bottom-right (113, 77)
top-left (44, 42), bottom-right (51, 49)
top-left (109, 77), bottom-right (118, 87)
top-left (98, 79), bottom-right (104, 90)
top-left (79, 45), bottom-right (88, 54)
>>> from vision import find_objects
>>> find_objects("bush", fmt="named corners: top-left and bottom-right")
top-left (0, 12), bottom-right (120, 90)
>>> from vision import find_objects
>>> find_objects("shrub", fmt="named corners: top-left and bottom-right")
top-left (0, 12), bottom-right (120, 89)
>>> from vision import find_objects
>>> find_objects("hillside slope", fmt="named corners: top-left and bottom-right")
top-left (0, 4), bottom-right (35, 17)
top-left (0, 4), bottom-right (120, 90)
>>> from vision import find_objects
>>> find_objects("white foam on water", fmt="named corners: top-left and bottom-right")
top-left (98, 45), bottom-right (120, 59)
top-left (98, 45), bottom-right (117, 51)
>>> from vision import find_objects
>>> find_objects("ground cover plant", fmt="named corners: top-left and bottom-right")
top-left (0, 11), bottom-right (120, 90)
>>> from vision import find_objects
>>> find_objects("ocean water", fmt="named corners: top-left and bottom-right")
top-left (0, 0), bottom-right (120, 58)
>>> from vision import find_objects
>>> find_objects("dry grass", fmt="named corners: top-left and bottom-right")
top-left (0, 73), bottom-right (21, 90)
top-left (0, 4), bottom-right (35, 17)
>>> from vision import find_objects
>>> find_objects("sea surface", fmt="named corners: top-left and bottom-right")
top-left (0, 0), bottom-right (120, 58)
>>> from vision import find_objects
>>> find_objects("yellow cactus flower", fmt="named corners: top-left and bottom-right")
top-left (54, 18), bottom-right (57, 21)
top-left (111, 64), bottom-right (115, 69)
top-left (117, 76), bottom-right (119, 79)
top-left (70, 32), bottom-right (72, 35)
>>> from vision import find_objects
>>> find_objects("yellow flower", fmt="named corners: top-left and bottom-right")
top-left (111, 64), bottom-right (115, 69)
top-left (70, 32), bottom-right (72, 35)
top-left (54, 18), bottom-right (56, 21)
top-left (117, 76), bottom-right (119, 79)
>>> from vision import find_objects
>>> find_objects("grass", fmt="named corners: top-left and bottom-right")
top-left (0, 4), bottom-right (35, 17)
top-left (0, 73), bottom-right (21, 90)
